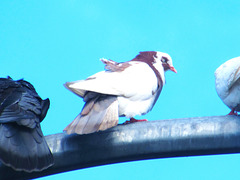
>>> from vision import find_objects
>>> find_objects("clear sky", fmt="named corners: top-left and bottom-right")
top-left (1, 0), bottom-right (240, 179)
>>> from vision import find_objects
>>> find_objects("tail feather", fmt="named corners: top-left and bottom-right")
top-left (98, 99), bottom-right (119, 130)
top-left (0, 123), bottom-right (54, 172)
top-left (64, 95), bottom-right (118, 135)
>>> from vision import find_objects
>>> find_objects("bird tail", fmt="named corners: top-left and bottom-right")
top-left (0, 123), bottom-right (54, 172)
top-left (40, 98), bottom-right (50, 122)
top-left (64, 95), bottom-right (119, 135)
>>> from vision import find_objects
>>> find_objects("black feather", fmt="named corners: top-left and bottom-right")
top-left (0, 77), bottom-right (53, 172)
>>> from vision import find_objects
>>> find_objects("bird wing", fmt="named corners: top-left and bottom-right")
top-left (215, 57), bottom-right (240, 95)
top-left (65, 61), bottom-right (159, 100)
top-left (229, 65), bottom-right (240, 90)
top-left (0, 87), bottom-right (42, 128)
top-left (0, 123), bottom-right (54, 172)
top-left (0, 78), bottom-right (53, 172)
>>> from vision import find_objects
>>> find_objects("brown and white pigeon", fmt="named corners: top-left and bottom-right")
top-left (64, 51), bottom-right (177, 135)
top-left (0, 76), bottom-right (54, 172)
top-left (215, 56), bottom-right (240, 115)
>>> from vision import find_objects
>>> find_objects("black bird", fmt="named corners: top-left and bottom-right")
top-left (0, 77), bottom-right (53, 172)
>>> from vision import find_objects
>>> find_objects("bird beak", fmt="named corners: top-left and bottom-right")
top-left (170, 66), bottom-right (177, 73)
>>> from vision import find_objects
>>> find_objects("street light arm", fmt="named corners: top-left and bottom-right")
top-left (1, 115), bottom-right (240, 180)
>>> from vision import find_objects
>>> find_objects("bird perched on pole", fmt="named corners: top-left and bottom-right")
top-left (64, 51), bottom-right (177, 135)
top-left (0, 76), bottom-right (54, 172)
top-left (215, 56), bottom-right (240, 115)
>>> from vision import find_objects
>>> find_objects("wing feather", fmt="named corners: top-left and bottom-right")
top-left (0, 77), bottom-right (53, 172)
top-left (229, 66), bottom-right (240, 89)
top-left (65, 61), bottom-right (158, 99)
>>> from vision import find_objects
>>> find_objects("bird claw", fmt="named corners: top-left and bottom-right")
top-left (123, 118), bottom-right (148, 124)
top-left (228, 109), bottom-right (238, 116)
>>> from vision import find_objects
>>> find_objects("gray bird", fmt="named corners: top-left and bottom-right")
top-left (64, 51), bottom-right (177, 135)
top-left (0, 77), bottom-right (54, 172)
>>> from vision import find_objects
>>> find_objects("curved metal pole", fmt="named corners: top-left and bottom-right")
top-left (1, 115), bottom-right (240, 180)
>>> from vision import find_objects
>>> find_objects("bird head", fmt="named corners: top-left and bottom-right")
top-left (156, 52), bottom-right (177, 73)
top-left (131, 51), bottom-right (177, 74)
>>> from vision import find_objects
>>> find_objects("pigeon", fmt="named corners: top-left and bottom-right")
top-left (0, 76), bottom-right (54, 172)
top-left (64, 51), bottom-right (177, 135)
top-left (215, 56), bottom-right (240, 115)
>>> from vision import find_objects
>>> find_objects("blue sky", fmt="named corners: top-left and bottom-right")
top-left (1, 0), bottom-right (240, 179)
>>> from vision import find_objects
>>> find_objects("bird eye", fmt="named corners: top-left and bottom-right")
top-left (161, 57), bottom-right (169, 63)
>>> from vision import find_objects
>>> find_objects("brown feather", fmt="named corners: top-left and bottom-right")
top-left (80, 99), bottom-right (96, 115)
top-left (64, 95), bottom-right (118, 134)
top-left (101, 58), bottom-right (131, 72)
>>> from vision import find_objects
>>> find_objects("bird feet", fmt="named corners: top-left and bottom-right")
top-left (123, 117), bottom-right (148, 124)
top-left (228, 109), bottom-right (238, 116)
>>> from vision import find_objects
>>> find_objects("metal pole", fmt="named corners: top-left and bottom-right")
top-left (1, 115), bottom-right (240, 180)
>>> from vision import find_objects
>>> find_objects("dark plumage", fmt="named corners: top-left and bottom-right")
top-left (0, 77), bottom-right (53, 172)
